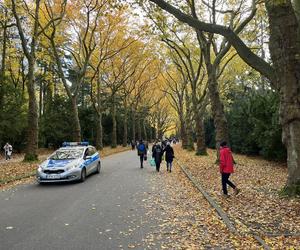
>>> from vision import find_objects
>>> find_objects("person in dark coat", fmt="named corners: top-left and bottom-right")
top-left (137, 140), bottom-right (147, 168)
top-left (152, 141), bottom-right (163, 172)
top-left (163, 142), bottom-right (174, 172)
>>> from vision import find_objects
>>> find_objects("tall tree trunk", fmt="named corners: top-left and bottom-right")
top-left (24, 60), bottom-right (39, 161)
top-left (191, 79), bottom-right (207, 155)
top-left (0, 14), bottom-right (8, 112)
top-left (95, 78), bottom-right (103, 150)
top-left (149, 125), bottom-right (153, 142)
top-left (71, 96), bottom-right (81, 142)
top-left (207, 64), bottom-right (229, 155)
top-left (137, 115), bottom-right (142, 141)
top-left (96, 112), bottom-right (103, 150)
top-left (39, 81), bottom-right (43, 118)
top-left (266, 1), bottom-right (300, 192)
top-left (185, 95), bottom-right (194, 150)
top-left (195, 113), bottom-right (206, 155)
top-left (111, 95), bottom-right (117, 148)
top-left (179, 115), bottom-right (188, 149)
top-left (132, 109), bottom-right (136, 142)
top-left (143, 119), bottom-right (148, 141)
top-left (123, 108), bottom-right (128, 147)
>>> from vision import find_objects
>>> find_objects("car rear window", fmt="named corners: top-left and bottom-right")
top-left (50, 148), bottom-right (84, 160)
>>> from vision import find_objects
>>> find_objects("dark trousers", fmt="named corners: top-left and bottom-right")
top-left (155, 161), bottom-right (161, 172)
top-left (221, 173), bottom-right (236, 195)
top-left (139, 154), bottom-right (144, 168)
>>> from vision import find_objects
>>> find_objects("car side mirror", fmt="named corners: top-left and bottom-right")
top-left (85, 155), bottom-right (92, 160)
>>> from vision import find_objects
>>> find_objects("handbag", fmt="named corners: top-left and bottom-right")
top-left (150, 158), bottom-right (156, 166)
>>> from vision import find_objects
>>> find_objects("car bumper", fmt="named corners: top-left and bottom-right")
top-left (36, 168), bottom-right (82, 183)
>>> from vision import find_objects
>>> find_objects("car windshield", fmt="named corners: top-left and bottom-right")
top-left (49, 148), bottom-right (84, 160)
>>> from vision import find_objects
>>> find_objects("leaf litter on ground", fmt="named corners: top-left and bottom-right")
top-left (173, 145), bottom-right (300, 248)
top-left (141, 157), bottom-right (261, 249)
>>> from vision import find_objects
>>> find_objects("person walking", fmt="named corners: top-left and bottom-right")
top-left (131, 140), bottom-right (136, 150)
top-left (163, 142), bottom-right (174, 172)
top-left (3, 142), bottom-right (13, 161)
top-left (152, 141), bottom-right (163, 172)
top-left (219, 141), bottom-right (239, 197)
top-left (137, 140), bottom-right (147, 168)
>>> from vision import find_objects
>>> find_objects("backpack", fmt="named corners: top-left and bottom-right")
top-left (138, 143), bottom-right (145, 154)
top-left (155, 145), bottom-right (162, 154)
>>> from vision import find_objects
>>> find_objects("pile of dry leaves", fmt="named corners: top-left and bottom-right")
top-left (174, 145), bottom-right (300, 248)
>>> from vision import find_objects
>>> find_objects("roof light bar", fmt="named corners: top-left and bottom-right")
top-left (62, 142), bottom-right (89, 147)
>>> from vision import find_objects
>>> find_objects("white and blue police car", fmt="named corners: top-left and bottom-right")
top-left (36, 142), bottom-right (101, 183)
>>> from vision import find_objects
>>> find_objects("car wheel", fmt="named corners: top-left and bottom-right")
top-left (80, 168), bottom-right (86, 182)
top-left (96, 162), bottom-right (101, 174)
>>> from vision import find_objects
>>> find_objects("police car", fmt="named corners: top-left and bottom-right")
top-left (36, 142), bottom-right (101, 183)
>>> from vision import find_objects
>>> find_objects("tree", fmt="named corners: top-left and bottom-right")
top-left (41, 0), bottom-right (103, 141)
top-left (149, 0), bottom-right (300, 193)
top-left (10, 0), bottom-right (45, 160)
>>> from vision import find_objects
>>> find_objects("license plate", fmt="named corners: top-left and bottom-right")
top-left (46, 174), bottom-right (60, 179)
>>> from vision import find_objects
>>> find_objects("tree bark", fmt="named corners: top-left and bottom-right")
top-left (111, 95), bottom-right (117, 148)
top-left (195, 116), bottom-right (206, 155)
top-left (266, 1), bottom-right (300, 190)
top-left (207, 64), bottom-right (229, 148)
top-left (123, 108), bottom-right (128, 147)
top-left (191, 77), bottom-right (207, 155)
top-left (0, 12), bottom-right (8, 112)
top-left (25, 60), bottom-right (39, 160)
top-left (137, 115), bottom-right (142, 140)
top-left (96, 112), bottom-right (103, 150)
top-left (179, 115), bottom-right (188, 149)
top-left (132, 109), bottom-right (136, 142)
top-left (143, 119), bottom-right (148, 141)
top-left (71, 96), bottom-right (81, 142)
top-left (185, 95), bottom-right (194, 150)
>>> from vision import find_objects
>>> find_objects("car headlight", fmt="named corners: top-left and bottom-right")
top-left (66, 163), bottom-right (79, 171)
top-left (38, 161), bottom-right (48, 172)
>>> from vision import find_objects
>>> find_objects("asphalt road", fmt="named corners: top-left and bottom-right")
top-left (0, 150), bottom-right (160, 250)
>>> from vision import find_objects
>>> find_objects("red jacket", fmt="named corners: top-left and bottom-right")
top-left (219, 146), bottom-right (234, 173)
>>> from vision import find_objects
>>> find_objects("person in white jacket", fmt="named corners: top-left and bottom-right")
top-left (3, 143), bottom-right (13, 160)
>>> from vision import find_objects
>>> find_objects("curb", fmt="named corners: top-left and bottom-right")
top-left (177, 160), bottom-right (271, 250)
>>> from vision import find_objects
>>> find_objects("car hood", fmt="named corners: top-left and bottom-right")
top-left (43, 159), bottom-right (78, 169)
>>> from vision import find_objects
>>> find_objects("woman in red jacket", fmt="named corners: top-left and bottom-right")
top-left (219, 141), bottom-right (239, 197)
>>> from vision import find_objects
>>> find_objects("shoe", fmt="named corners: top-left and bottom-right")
top-left (234, 188), bottom-right (240, 195)
top-left (169, 169), bottom-right (171, 173)
top-left (222, 194), bottom-right (230, 198)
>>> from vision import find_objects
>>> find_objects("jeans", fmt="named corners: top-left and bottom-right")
top-left (155, 160), bottom-right (161, 172)
top-left (139, 154), bottom-right (144, 168)
top-left (166, 161), bottom-right (172, 171)
top-left (221, 173), bottom-right (236, 195)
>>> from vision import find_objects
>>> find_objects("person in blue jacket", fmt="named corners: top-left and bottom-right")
top-left (137, 139), bottom-right (147, 168)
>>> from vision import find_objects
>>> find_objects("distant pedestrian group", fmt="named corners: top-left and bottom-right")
top-left (3, 142), bottom-right (13, 161)
top-left (136, 139), bottom-right (174, 173)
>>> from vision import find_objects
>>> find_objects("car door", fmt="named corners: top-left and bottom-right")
top-left (89, 147), bottom-right (98, 172)
top-left (83, 148), bottom-right (93, 175)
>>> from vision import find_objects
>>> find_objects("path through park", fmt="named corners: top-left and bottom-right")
top-left (0, 149), bottom-right (299, 249)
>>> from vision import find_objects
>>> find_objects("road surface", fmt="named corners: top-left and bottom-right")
top-left (0, 150), bottom-right (160, 250)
